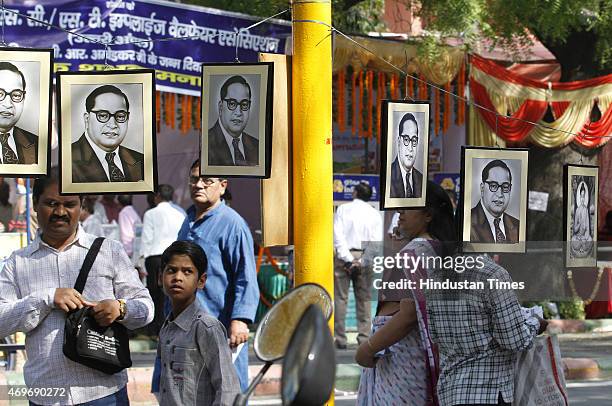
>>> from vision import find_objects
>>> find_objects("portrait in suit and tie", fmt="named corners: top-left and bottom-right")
top-left (564, 164), bottom-right (598, 268)
top-left (461, 148), bottom-right (528, 253)
top-left (58, 70), bottom-right (157, 194)
top-left (201, 63), bottom-right (273, 178)
top-left (0, 48), bottom-right (52, 177)
top-left (381, 101), bottom-right (429, 209)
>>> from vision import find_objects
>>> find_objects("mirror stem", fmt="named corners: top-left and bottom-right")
top-left (233, 361), bottom-right (273, 406)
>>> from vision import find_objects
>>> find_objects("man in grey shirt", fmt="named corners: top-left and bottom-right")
top-left (0, 170), bottom-right (153, 405)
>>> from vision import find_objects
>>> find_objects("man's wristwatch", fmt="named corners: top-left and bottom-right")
top-left (117, 299), bottom-right (127, 321)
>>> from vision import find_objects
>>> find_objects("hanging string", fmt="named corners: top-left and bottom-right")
top-left (103, 43), bottom-right (113, 70)
top-left (1, 0), bottom-right (5, 45)
top-left (235, 28), bottom-right (247, 63)
top-left (494, 113), bottom-right (501, 148)
top-left (403, 51), bottom-right (415, 102)
top-left (434, 86), bottom-right (440, 136)
top-left (291, 19), bottom-right (612, 140)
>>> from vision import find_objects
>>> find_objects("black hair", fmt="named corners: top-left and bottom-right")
top-left (444, 188), bottom-right (457, 206)
top-left (33, 168), bottom-right (83, 205)
top-left (33, 168), bottom-right (57, 205)
top-left (158, 184), bottom-right (174, 202)
top-left (354, 182), bottom-right (372, 201)
top-left (481, 159), bottom-right (512, 184)
top-left (81, 197), bottom-right (95, 214)
top-left (161, 240), bottom-right (208, 278)
top-left (0, 181), bottom-right (10, 207)
top-left (219, 75), bottom-right (251, 100)
top-left (85, 85), bottom-right (129, 113)
top-left (0, 62), bottom-right (26, 91)
top-left (189, 158), bottom-right (226, 181)
top-left (117, 194), bottom-right (133, 207)
top-left (424, 181), bottom-right (457, 257)
top-left (146, 192), bottom-right (156, 209)
top-left (398, 112), bottom-right (418, 138)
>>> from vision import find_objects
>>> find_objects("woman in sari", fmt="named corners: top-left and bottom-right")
top-left (356, 181), bottom-right (456, 406)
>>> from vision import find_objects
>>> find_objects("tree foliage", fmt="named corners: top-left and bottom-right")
top-left (412, 0), bottom-right (612, 80)
top-left (182, 0), bottom-right (386, 34)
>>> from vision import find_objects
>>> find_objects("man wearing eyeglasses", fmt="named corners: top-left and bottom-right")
top-left (0, 62), bottom-right (38, 165)
top-left (150, 159), bottom-right (258, 395)
top-left (208, 75), bottom-right (258, 166)
top-left (390, 112), bottom-right (422, 198)
top-left (72, 85), bottom-right (144, 183)
top-left (471, 159), bottom-right (519, 244)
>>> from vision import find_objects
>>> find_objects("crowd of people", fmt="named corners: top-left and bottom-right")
top-left (337, 181), bottom-right (549, 406)
top-left (0, 163), bottom-right (258, 406)
top-left (0, 167), bottom-right (554, 406)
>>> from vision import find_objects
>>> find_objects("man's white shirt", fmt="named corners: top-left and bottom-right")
top-left (482, 202), bottom-right (507, 242)
top-left (398, 162), bottom-right (414, 196)
top-left (0, 128), bottom-right (19, 163)
top-left (85, 131), bottom-right (125, 180)
top-left (141, 201), bottom-right (187, 258)
top-left (219, 120), bottom-right (246, 164)
top-left (334, 199), bottom-right (383, 263)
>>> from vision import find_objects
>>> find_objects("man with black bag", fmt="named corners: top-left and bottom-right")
top-left (0, 170), bottom-right (153, 405)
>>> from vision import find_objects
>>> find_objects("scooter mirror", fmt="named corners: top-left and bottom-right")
top-left (253, 283), bottom-right (333, 362)
top-left (281, 304), bottom-right (335, 406)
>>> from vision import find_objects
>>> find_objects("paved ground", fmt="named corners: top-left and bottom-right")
top-left (5, 331), bottom-right (612, 405)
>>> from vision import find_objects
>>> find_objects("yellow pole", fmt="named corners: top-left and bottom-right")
top-left (292, 1), bottom-right (334, 301)
top-left (291, 0), bottom-right (334, 384)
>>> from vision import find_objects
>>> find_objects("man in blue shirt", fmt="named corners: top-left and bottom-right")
top-left (152, 159), bottom-right (258, 393)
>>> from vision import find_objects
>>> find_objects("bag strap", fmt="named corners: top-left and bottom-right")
top-left (73, 237), bottom-right (105, 293)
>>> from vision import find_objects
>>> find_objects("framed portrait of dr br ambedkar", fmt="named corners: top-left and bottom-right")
top-left (0, 47), bottom-right (53, 177)
top-left (200, 62), bottom-right (273, 178)
top-left (460, 147), bottom-right (529, 253)
top-left (57, 69), bottom-right (157, 194)
top-left (380, 101), bottom-right (430, 210)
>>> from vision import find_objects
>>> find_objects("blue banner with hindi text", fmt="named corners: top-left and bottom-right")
top-left (0, 0), bottom-right (291, 95)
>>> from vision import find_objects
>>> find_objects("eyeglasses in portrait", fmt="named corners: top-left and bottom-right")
top-left (200, 63), bottom-right (273, 178)
top-left (0, 47), bottom-right (53, 177)
top-left (380, 101), bottom-right (430, 210)
top-left (57, 70), bottom-right (157, 194)
top-left (460, 147), bottom-right (529, 253)
top-left (564, 164), bottom-right (599, 268)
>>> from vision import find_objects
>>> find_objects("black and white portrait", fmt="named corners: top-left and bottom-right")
top-left (380, 101), bottom-right (429, 209)
top-left (564, 165), bottom-right (598, 267)
top-left (461, 147), bottom-right (528, 253)
top-left (201, 63), bottom-right (273, 178)
top-left (58, 70), bottom-right (157, 194)
top-left (0, 47), bottom-right (52, 176)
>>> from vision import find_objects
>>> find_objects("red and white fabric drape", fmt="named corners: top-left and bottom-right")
top-left (469, 55), bottom-right (612, 149)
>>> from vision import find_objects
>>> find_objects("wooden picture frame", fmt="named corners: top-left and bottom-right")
top-left (380, 100), bottom-right (430, 209)
top-left (0, 47), bottom-right (53, 177)
top-left (460, 147), bottom-right (529, 253)
top-left (57, 69), bottom-right (157, 194)
top-left (200, 62), bottom-right (273, 178)
top-left (563, 164), bottom-right (599, 268)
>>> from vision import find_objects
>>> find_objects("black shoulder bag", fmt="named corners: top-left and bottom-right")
top-left (63, 237), bottom-right (132, 375)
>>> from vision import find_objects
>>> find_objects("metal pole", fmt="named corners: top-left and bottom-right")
top-left (292, 1), bottom-right (334, 402)
top-left (292, 2), bottom-right (333, 304)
